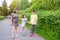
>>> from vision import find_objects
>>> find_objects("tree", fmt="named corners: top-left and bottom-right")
top-left (19, 0), bottom-right (29, 10)
top-left (9, 0), bottom-right (18, 14)
top-left (2, 0), bottom-right (8, 16)
top-left (0, 7), bottom-right (3, 16)
top-left (30, 0), bottom-right (60, 10)
top-left (0, 7), bottom-right (2, 11)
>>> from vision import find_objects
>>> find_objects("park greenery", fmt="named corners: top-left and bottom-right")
top-left (18, 0), bottom-right (60, 40)
top-left (0, 0), bottom-right (60, 40)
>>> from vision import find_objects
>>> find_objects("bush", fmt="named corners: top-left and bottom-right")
top-left (35, 10), bottom-right (60, 40)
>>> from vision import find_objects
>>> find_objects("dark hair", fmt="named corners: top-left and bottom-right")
top-left (32, 10), bottom-right (35, 12)
top-left (22, 14), bottom-right (26, 18)
top-left (13, 11), bottom-right (16, 13)
top-left (16, 9), bottom-right (18, 10)
top-left (14, 8), bottom-right (18, 11)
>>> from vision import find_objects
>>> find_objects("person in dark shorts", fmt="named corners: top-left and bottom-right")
top-left (10, 10), bottom-right (19, 39)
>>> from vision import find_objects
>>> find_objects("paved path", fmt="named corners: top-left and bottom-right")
top-left (0, 19), bottom-right (45, 40)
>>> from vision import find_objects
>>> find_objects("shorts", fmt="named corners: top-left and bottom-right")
top-left (21, 23), bottom-right (25, 27)
top-left (11, 22), bottom-right (19, 27)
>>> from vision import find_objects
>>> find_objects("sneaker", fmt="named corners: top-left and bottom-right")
top-left (15, 35), bottom-right (18, 38)
top-left (29, 34), bottom-right (35, 37)
top-left (11, 36), bottom-right (15, 39)
top-left (32, 34), bottom-right (35, 36)
top-left (22, 32), bottom-right (24, 35)
top-left (29, 34), bottom-right (33, 37)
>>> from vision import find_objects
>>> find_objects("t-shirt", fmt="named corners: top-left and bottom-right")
top-left (21, 18), bottom-right (27, 26)
top-left (30, 14), bottom-right (38, 25)
top-left (11, 13), bottom-right (18, 23)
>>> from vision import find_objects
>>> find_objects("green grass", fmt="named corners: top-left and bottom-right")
top-left (0, 16), bottom-right (4, 20)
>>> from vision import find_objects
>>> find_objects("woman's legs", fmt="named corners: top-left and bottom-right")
top-left (15, 26), bottom-right (18, 37)
top-left (12, 26), bottom-right (15, 38)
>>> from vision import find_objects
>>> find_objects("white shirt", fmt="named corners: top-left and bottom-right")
top-left (30, 14), bottom-right (38, 25)
top-left (21, 18), bottom-right (27, 27)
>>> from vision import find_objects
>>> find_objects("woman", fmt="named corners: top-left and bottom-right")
top-left (10, 10), bottom-right (18, 39)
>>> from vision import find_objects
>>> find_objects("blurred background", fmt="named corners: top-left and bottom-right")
top-left (0, 0), bottom-right (60, 40)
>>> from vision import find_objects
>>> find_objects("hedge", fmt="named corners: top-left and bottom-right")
top-left (35, 10), bottom-right (60, 40)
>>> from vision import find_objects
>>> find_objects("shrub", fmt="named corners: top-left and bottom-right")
top-left (35, 10), bottom-right (60, 40)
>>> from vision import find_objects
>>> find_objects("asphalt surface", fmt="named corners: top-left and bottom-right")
top-left (0, 19), bottom-right (45, 40)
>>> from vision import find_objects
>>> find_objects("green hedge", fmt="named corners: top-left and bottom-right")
top-left (35, 10), bottom-right (60, 40)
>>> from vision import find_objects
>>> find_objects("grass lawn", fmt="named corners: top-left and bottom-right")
top-left (0, 16), bottom-right (4, 20)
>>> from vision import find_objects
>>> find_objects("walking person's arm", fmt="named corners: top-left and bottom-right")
top-left (19, 18), bottom-right (23, 21)
top-left (27, 16), bottom-right (31, 24)
top-left (10, 16), bottom-right (12, 25)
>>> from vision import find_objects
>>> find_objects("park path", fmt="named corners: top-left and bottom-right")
top-left (0, 19), bottom-right (45, 40)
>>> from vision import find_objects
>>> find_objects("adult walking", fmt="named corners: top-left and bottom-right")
top-left (10, 9), bottom-right (19, 39)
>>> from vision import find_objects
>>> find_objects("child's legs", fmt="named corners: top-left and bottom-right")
top-left (22, 27), bottom-right (25, 33)
top-left (31, 25), bottom-right (35, 34)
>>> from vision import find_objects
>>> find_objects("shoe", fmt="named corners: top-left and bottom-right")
top-left (32, 34), bottom-right (35, 36)
top-left (22, 32), bottom-right (24, 35)
top-left (11, 36), bottom-right (15, 39)
top-left (29, 34), bottom-right (35, 37)
top-left (15, 35), bottom-right (18, 38)
top-left (29, 34), bottom-right (33, 37)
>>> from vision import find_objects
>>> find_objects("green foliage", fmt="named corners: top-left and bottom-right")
top-left (18, 0), bottom-right (29, 10)
top-left (0, 7), bottom-right (3, 16)
top-left (9, 0), bottom-right (18, 14)
top-left (0, 7), bottom-right (2, 11)
top-left (0, 12), bottom-right (2, 16)
top-left (27, 0), bottom-right (60, 11)
top-left (35, 10), bottom-right (60, 40)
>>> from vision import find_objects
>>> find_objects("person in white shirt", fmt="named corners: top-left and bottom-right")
top-left (20, 14), bottom-right (27, 34)
top-left (28, 10), bottom-right (38, 37)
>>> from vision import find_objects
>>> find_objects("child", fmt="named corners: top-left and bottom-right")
top-left (20, 14), bottom-right (27, 34)
top-left (28, 10), bottom-right (38, 37)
